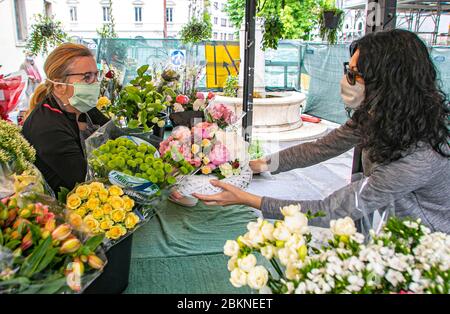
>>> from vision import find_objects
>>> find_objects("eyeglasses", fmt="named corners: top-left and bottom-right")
top-left (343, 62), bottom-right (363, 86)
top-left (65, 71), bottom-right (100, 84)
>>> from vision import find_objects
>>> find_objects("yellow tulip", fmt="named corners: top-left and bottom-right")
top-left (52, 223), bottom-right (72, 241)
top-left (60, 238), bottom-right (81, 254)
top-left (88, 255), bottom-right (105, 270)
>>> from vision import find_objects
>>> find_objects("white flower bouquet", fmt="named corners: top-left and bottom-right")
top-left (224, 204), bottom-right (450, 294)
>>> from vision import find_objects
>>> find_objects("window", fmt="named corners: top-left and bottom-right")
top-left (221, 18), bottom-right (226, 27)
top-left (135, 7), bottom-right (142, 22)
top-left (69, 6), bottom-right (78, 22)
top-left (13, 0), bottom-right (27, 42)
top-left (358, 22), bottom-right (363, 31)
top-left (214, 2), bottom-right (218, 10)
top-left (221, 3), bottom-right (226, 11)
top-left (228, 33), bottom-right (234, 40)
top-left (220, 33), bottom-right (223, 40)
top-left (214, 17), bottom-right (218, 25)
top-left (102, 6), bottom-right (111, 22)
top-left (166, 7), bottom-right (173, 22)
top-left (213, 32), bottom-right (218, 39)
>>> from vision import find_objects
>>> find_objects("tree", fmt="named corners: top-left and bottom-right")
top-left (225, 0), bottom-right (321, 49)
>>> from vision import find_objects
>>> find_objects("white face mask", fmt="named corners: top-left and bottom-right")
top-left (340, 76), bottom-right (365, 110)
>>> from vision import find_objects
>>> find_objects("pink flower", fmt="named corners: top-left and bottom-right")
top-left (176, 95), bottom-right (190, 105)
top-left (172, 126), bottom-right (191, 141)
top-left (207, 103), bottom-right (237, 126)
top-left (208, 143), bottom-right (230, 166)
top-left (196, 92), bottom-right (205, 100)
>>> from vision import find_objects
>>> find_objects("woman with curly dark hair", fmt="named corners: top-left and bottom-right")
top-left (190, 29), bottom-right (450, 233)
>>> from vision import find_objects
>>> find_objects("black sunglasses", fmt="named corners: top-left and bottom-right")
top-left (343, 62), bottom-right (363, 86)
top-left (65, 71), bottom-right (100, 84)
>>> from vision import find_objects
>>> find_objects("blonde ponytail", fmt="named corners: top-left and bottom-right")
top-left (24, 43), bottom-right (93, 120)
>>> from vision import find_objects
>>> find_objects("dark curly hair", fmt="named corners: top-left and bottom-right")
top-left (350, 29), bottom-right (449, 164)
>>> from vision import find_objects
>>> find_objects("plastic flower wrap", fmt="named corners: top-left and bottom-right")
top-left (0, 192), bottom-right (107, 294)
top-left (65, 180), bottom-right (151, 250)
top-left (86, 120), bottom-right (195, 205)
top-left (224, 204), bottom-right (450, 294)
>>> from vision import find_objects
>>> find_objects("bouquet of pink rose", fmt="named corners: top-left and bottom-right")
top-left (159, 121), bottom-right (247, 179)
top-left (204, 103), bottom-right (238, 129)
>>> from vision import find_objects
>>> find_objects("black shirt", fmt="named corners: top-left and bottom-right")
top-left (22, 95), bottom-right (109, 193)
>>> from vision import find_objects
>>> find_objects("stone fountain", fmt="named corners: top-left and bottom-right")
top-left (214, 20), bottom-right (328, 142)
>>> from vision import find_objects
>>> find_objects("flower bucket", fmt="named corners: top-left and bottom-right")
top-left (170, 110), bottom-right (205, 128)
top-left (83, 234), bottom-right (134, 294)
top-left (146, 112), bottom-right (168, 138)
top-left (323, 10), bottom-right (342, 29)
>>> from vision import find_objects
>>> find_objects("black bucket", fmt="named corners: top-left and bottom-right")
top-left (84, 234), bottom-right (134, 294)
top-left (170, 111), bottom-right (205, 128)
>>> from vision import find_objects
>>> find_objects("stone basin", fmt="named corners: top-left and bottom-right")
top-left (214, 91), bottom-right (306, 133)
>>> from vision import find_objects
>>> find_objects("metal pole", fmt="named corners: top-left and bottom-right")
top-left (242, 0), bottom-right (256, 143)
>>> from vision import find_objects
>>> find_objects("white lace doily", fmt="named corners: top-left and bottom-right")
top-left (175, 164), bottom-right (253, 196)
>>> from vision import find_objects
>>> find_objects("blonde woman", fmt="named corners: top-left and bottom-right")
top-left (22, 43), bottom-right (108, 193)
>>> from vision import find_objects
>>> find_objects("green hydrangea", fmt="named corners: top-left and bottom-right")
top-left (0, 120), bottom-right (36, 173)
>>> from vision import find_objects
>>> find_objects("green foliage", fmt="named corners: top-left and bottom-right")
top-left (223, 75), bottom-right (239, 97)
top-left (96, 0), bottom-right (117, 39)
top-left (262, 16), bottom-right (284, 50)
top-left (109, 65), bottom-right (175, 131)
top-left (25, 14), bottom-right (67, 56)
top-left (318, 0), bottom-right (344, 45)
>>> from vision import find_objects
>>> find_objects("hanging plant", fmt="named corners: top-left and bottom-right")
top-left (318, 1), bottom-right (344, 45)
top-left (25, 14), bottom-right (67, 56)
top-left (261, 15), bottom-right (284, 50)
top-left (180, 18), bottom-right (212, 44)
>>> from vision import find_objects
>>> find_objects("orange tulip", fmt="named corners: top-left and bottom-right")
top-left (88, 255), bottom-right (105, 270)
top-left (59, 238), bottom-right (81, 254)
top-left (51, 223), bottom-right (72, 241)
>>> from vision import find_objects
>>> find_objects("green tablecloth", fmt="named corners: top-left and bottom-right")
top-left (124, 199), bottom-right (258, 294)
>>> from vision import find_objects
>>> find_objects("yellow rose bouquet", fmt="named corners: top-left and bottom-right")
top-left (66, 181), bottom-right (147, 248)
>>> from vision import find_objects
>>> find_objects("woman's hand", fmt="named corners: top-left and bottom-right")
top-left (193, 180), bottom-right (262, 209)
top-left (249, 158), bottom-right (269, 174)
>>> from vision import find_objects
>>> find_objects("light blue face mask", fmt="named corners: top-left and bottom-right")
top-left (47, 79), bottom-right (100, 113)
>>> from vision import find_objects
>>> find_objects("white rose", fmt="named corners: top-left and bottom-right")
top-left (192, 99), bottom-right (206, 111)
top-left (330, 217), bottom-right (357, 236)
top-left (273, 224), bottom-right (291, 241)
top-left (224, 240), bottom-right (240, 257)
top-left (227, 257), bottom-right (238, 271)
top-left (247, 218), bottom-right (264, 232)
top-left (237, 254), bottom-right (257, 272)
top-left (260, 245), bottom-right (275, 260)
top-left (280, 204), bottom-right (301, 217)
top-left (261, 221), bottom-right (275, 241)
top-left (284, 213), bottom-right (309, 234)
top-left (247, 229), bottom-right (265, 247)
top-left (230, 268), bottom-right (247, 288)
top-left (173, 103), bottom-right (185, 112)
top-left (247, 266), bottom-right (269, 290)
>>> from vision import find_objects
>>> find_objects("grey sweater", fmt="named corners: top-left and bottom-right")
top-left (261, 120), bottom-right (450, 234)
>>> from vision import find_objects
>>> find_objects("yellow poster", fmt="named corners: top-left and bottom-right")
top-left (204, 42), bottom-right (240, 89)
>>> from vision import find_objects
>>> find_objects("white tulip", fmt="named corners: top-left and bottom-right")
top-left (247, 229), bottom-right (265, 247)
top-left (227, 257), bottom-right (238, 272)
top-left (223, 240), bottom-right (240, 257)
top-left (330, 217), bottom-right (357, 236)
top-left (173, 102), bottom-right (185, 112)
top-left (192, 99), bottom-right (206, 111)
top-left (260, 245), bottom-right (275, 260)
top-left (247, 266), bottom-right (269, 290)
top-left (261, 221), bottom-right (275, 241)
top-left (273, 224), bottom-right (291, 242)
top-left (230, 268), bottom-right (248, 288)
top-left (284, 213), bottom-right (309, 234)
top-left (237, 254), bottom-right (257, 272)
top-left (285, 263), bottom-right (300, 281)
top-left (280, 204), bottom-right (301, 217)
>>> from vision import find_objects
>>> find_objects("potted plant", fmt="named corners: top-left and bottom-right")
top-left (106, 65), bottom-right (175, 138)
top-left (318, 1), bottom-right (344, 45)
top-left (25, 14), bottom-right (67, 56)
top-left (168, 65), bottom-right (215, 128)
